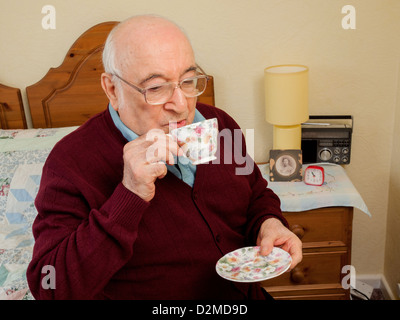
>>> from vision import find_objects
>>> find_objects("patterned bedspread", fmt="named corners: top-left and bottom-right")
top-left (0, 127), bottom-right (77, 300)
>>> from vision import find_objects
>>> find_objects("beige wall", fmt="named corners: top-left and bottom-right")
top-left (1, 0), bottom-right (399, 297)
top-left (385, 61), bottom-right (400, 299)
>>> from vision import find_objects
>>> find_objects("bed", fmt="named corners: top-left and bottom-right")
top-left (0, 84), bottom-right (27, 129)
top-left (0, 21), bottom-right (215, 300)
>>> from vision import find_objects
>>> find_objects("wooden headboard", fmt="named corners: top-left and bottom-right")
top-left (26, 21), bottom-right (215, 129)
top-left (0, 84), bottom-right (27, 129)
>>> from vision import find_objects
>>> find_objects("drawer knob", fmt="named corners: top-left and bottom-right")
top-left (290, 267), bottom-right (305, 283)
top-left (290, 224), bottom-right (305, 239)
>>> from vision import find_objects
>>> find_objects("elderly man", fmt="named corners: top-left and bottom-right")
top-left (27, 15), bottom-right (302, 300)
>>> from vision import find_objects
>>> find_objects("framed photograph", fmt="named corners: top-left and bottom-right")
top-left (269, 149), bottom-right (303, 182)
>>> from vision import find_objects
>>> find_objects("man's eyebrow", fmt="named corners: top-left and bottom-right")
top-left (184, 66), bottom-right (198, 74)
top-left (139, 66), bottom-right (198, 86)
top-left (140, 74), bottom-right (163, 86)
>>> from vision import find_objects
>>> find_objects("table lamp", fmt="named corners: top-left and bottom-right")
top-left (264, 64), bottom-right (309, 150)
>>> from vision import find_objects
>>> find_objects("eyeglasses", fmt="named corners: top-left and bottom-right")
top-left (112, 73), bottom-right (210, 105)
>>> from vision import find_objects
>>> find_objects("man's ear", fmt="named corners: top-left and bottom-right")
top-left (101, 73), bottom-right (119, 110)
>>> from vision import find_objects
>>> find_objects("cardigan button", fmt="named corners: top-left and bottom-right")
top-left (193, 192), bottom-right (198, 201)
top-left (215, 234), bottom-right (221, 243)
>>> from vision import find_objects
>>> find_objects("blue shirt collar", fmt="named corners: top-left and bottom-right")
top-left (108, 104), bottom-right (139, 142)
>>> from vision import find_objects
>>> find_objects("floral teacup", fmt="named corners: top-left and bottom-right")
top-left (169, 118), bottom-right (218, 165)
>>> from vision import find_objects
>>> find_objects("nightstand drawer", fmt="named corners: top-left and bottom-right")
top-left (283, 207), bottom-right (352, 245)
top-left (262, 206), bottom-right (353, 299)
top-left (261, 250), bottom-right (346, 288)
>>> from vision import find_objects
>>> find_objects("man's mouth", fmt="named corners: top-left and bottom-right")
top-left (169, 119), bottom-right (187, 130)
top-left (176, 119), bottom-right (187, 128)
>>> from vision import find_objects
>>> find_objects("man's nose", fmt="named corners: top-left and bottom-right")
top-left (165, 87), bottom-right (188, 112)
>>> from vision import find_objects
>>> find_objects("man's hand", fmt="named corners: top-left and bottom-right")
top-left (122, 129), bottom-right (183, 202)
top-left (256, 218), bottom-right (302, 270)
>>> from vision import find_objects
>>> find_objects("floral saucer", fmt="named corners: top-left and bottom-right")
top-left (215, 246), bottom-right (292, 283)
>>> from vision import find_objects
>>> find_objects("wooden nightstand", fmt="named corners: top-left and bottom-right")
top-left (257, 163), bottom-right (369, 300)
top-left (262, 206), bottom-right (353, 299)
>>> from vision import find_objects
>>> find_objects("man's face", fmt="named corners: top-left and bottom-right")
top-left (113, 25), bottom-right (197, 136)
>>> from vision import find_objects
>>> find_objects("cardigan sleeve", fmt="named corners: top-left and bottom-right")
top-left (27, 163), bottom-right (150, 300)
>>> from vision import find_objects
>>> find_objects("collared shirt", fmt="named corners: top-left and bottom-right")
top-left (108, 103), bottom-right (205, 187)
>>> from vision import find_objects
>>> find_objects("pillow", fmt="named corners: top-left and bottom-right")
top-left (0, 127), bottom-right (78, 300)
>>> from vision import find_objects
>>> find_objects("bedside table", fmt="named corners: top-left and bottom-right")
top-left (257, 163), bottom-right (370, 300)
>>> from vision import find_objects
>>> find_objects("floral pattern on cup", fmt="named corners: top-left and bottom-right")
top-left (169, 118), bottom-right (218, 165)
top-left (216, 246), bottom-right (292, 283)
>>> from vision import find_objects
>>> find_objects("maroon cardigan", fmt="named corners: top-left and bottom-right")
top-left (27, 103), bottom-right (286, 300)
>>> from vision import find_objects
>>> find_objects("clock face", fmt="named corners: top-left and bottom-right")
top-left (304, 166), bottom-right (324, 186)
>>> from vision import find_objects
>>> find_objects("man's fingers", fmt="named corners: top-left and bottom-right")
top-left (122, 129), bottom-right (184, 202)
top-left (145, 130), bottom-right (183, 164)
top-left (149, 161), bottom-right (168, 179)
top-left (259, 236), bottom-right (274, 256)
top-left (274, 236), bottom-right (302, 271)
top-left (282, 241), bottom-right (303, 270)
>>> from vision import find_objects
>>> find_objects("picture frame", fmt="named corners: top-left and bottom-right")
top-left (269, 149), bottom-right (303, 182)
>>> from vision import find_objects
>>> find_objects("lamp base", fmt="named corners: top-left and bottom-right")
top-left (273, 125), bottom-right (302, 150)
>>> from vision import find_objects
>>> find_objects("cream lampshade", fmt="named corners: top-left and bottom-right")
top-left (264, 64), bottom-right (309, 149)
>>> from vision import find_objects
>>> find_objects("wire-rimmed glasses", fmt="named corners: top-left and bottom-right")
top-left (112, 72), bottom-right (210, 105)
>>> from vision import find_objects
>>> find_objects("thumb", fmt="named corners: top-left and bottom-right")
top-left (259, 235), bottom-right (274, 256)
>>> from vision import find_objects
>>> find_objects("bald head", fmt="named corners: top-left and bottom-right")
top-left (103, 15), bottom-right (194, 76)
